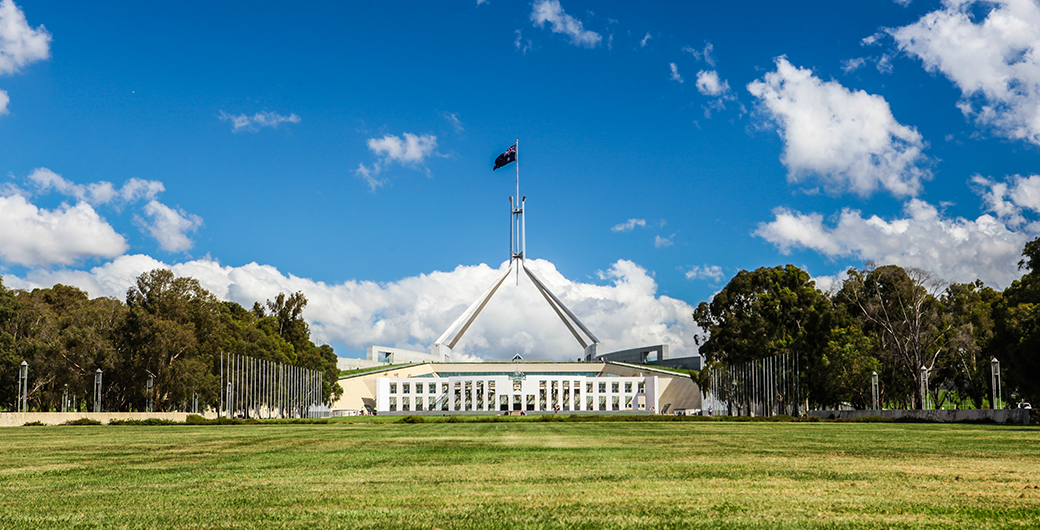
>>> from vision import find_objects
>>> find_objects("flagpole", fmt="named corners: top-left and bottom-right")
top-left (515, 139), bottom-right (520, 284)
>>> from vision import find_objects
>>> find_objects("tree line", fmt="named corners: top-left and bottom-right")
top-left (0, 269), bottom-right (342, 412)
top-left (694, 238), bottom-right (1040, 410)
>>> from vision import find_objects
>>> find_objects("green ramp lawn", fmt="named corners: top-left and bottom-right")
top-left (1, 421), bottom-right (1038, 529)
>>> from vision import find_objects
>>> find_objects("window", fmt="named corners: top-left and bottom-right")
top-left (638, 382), bottom-right (645, 394)
top-left (390, 383), bottom-right (397, 394)
top-left (430, 383), bottom-right (437, 394)
top-left (402, 397), bottom-right (410, 411)
top-left (612, 396), bottom-right (620, 411)
top-left (416, 383), bottom-right (423, 394)
top-left (598, 396), bottom-right (607, 411)
top-left (586, 382), bottom-right (593, 393)
top-left (599, 382), bottom-right (606, 393)
top-left (389, 397), bottom-right (397, 411)
top-left (403, 383), bottom-right (410, 394)
top-left (612, 382), bottom-right (619, 393)
top-left (625, 382), bottom-right (632, 393)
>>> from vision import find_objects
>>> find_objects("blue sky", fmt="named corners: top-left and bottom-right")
top-left (3, 0), bottom-right (1040, 361)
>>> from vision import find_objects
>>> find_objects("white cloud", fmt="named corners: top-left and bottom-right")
top-left (0, 88), bottom-right (8, 114)
top-left (754, 199), bottom-right (1033, 289)
top-left (445, 112), bottom-right (464, 132)
top-left (654, 235), bottom-right (674, 248)
top-left (669, 63), bottom-right (683, 84)
top-left (530, 0), bottom-right (602, 49)
top-left (219, 111), bottom-right (301, 132)
top-left (747, 57), bottom-right (931, 197)
top-left (355, 133), bottom-right (437, 191)
top-left (641, 32), bottom-right (652, 47)
top-left (974, 173), bottom-right (1040, 227)
top-left (137, 200), bottom-right (203, 253)
top-left (841, 57), bottom-right (867, 74)
top-left (355, 163), bottom-right (385, 192)
top-left (0, 194), bottom-right (127, 266)
top-left (27, 168), bottom-right (164, 206)
top-left (0, 0), bottom-right (50, 75)
top-left (367, 133), bottom-right (437, 164)
top-left (4, 257), bottom-right (701, 361)
top-left (611, 218), bottom-right (646, 232)
top-left (683, 42), bottom-right (715, 67)
top-left (695, 70), bottom-right (729, 96)
top-left (685, 265), bottom-right (724, 282)
top-left (892, 0), bottom-right (1040, 145)
top-left (514, 29), bottom-right (532, 54)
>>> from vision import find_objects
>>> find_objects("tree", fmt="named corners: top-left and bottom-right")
top-left (991, 238), bottom-right (1040, 405)
top-left (939, 281), bottom-right (1000, 409)
top-left (693, 265), bottom-right (831, 409)
top-left (836, 265), bottom-right (950, 409)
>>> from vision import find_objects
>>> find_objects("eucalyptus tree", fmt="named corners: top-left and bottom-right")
top-left (990, 238), bottom-right (1040, 405)
top-left (835, 265), bottom-right (950, 409)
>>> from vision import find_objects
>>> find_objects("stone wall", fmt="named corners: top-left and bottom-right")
top-left (0, 412), bottom-right (189, 427)
top-left (808, 409), bottom-right (1030, 425)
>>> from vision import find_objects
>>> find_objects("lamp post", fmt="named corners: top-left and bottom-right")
top-left (920, 366), bottom-right (929, 410)
top-left (146, 374), bottom-right (154, 413)
top-left (18, 361), bottom-right (28, 413)
top-left (871, 371), bottom-right (879, 410)
top-left (94, 369), bottom-right (103, 413)
top-left (991, 357), bottom-right (1001, 409)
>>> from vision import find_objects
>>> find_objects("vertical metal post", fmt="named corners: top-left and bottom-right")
top-left (920, 366), bottom-right (929, 410)
top-left (991, 358), bottom-right (1001, 409)
top-left (871, 371), bottom-right (879, 410)
top-left (18, 361), bottom-right (28, 413)
top-left (94, 368), bottom-right (103, 413)
top-left (146, 374), bottom-right (154, 413)
top-left (62, 384), bottom-right (69, 413)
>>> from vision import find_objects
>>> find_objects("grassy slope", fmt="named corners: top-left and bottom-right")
top-left (1, 422), bottom-right (1038, 529)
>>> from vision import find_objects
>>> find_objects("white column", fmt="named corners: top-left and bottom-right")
top-left (376, 378), bottom-right (389, 412)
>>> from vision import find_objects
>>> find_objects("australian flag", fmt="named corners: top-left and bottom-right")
top-left (493, 144), bottom-right (517, 171)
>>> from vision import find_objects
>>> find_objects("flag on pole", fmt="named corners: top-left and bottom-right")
top-left (493, 144), bottom-right (517, 171)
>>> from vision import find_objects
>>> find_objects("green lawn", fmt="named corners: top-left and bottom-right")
top-left (1, 421), bottom-right (1037, 529)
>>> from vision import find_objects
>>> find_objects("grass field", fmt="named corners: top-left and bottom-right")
top-left (1, 419), bottom-right (1038, 529)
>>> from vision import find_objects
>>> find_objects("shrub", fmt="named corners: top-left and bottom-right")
top-left (63, 418), bottom-right (101, 426)
top-left (22, 421), bottom-right (45, 426)
top-left (397, 415), bottom-right (425, 424)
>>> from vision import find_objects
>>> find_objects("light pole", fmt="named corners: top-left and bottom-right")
top-left (94, 369), bottom-right (103, 413)
top-left (920, 366), bottom-right (929, 410)
top-left (871, 371), bottom-right (879, 410)
top-left (18, 361), bottom-right (28, 413)
top-left (146, 373), bottom-right (154, 413)
top-left (991, 357), bottom-right (1001, 409)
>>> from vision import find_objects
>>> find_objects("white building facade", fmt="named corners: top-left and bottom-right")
top-left (376, 373), bottom-right (659, 414)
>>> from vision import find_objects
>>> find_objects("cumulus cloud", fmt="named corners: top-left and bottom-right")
top-left (0, 0), bottom-right (49, 75)
top-left (611, 218), bottom-right (646, 232)
top-left (27, 168), bottom-right (164, 206)
top-left (641, 32), bottom-right (652, 47)
top-left (669, 63), bottom-right (683, 83)
top-left (695, 70), bottom-right (729, 96)
top-left (355, 132), bottom-right (437, 191)
top-left (0, 0), bottom-right (50, 114)
top-left (4, 257), bottom-right (701, 361)
top-left (754, 199), bottom-right (1033, 288)
top-left (367, 133), bottom-right (437, 164)
top-left (892, 0), bottom-right (1040, 144)
top-left (747, 57), bottom-right (931, 197)
top-left (219, 111), bottom-right (301, 132)
top-left (530, 0), bottom-right (602, 49)
top-left (0, 195), bottom-right (127, 266)
top-left (685, 265), bottom-right (724, 282)
top-left (136, 200), bottom-right (203, 253)
top-left (974, 173), bottom-right (1040, 227)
